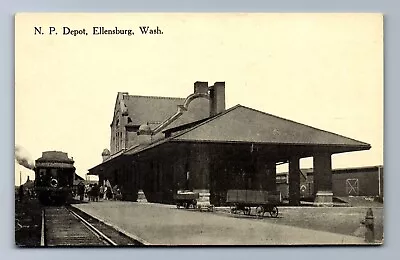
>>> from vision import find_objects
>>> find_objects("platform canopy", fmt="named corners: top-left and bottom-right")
top-left (89, 104), bottom-right (370, 174)
top-left (123, 104), bottom-right (370, 163)
top-left (165, 105), bottom-right (371, 153)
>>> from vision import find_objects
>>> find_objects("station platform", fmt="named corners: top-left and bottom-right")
top-left (72, 201), bottom-right (366, 246)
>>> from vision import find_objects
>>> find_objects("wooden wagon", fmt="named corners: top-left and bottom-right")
top-left (173, 191), bottom-right (199, 209)
top-left (226, 190), bottom-right (282, 218)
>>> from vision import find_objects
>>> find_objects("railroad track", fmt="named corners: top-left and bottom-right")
top-left (41, 206), bottom-right (141, 247)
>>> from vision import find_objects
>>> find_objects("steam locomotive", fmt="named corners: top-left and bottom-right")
top-left (34, 151), bottom-right (75, 205)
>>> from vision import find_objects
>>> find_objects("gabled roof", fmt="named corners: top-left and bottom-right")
top-left (127, 104), bottom-right (370, 158)
top-left (89, 104), bottom-right (371, 174)
top-left (171, 105), bottom-right (371, 149)
top-left (123, 95), bottom-right (185, 126)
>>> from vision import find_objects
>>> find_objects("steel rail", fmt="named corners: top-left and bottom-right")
top-left (40, 209), bottom-right (45, 246)
top-left (67, 208), bottom-right (118, 246)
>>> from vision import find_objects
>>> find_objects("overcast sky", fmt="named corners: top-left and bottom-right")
top-left (14, 13), bottom-right (383, 185)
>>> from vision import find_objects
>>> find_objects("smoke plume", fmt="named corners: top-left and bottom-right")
top-left (15, 145), bottom-right (35, 170)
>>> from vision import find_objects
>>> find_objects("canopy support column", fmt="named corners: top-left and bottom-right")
top-left (289, 157), bottom-right (301, 206)
top-left (313, 153), bottom-right (333, 207)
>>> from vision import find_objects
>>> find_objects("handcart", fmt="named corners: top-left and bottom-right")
top-left (174, 191), bottom-right (199, 209)
top-left (226, 190), bottom-right (282, 218)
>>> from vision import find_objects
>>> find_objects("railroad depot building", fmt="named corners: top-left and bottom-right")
top-left (88, 81), bottom-right (371, 206)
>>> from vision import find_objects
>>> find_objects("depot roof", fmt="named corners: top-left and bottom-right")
top-left (170, 105), bottom-right (370, 148)
top-left (89, 104), bottom-right (370, 173)
top-left (123, 95), bottom-right (185, 126)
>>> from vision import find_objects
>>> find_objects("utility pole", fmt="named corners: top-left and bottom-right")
top-left (19, 171), bottom-right (22, 186)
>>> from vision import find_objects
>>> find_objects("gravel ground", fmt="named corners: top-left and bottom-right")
top-left (15, 198), bottom-right (43, 247)
top-left (215, 206), bottom-right (384, 242)
top-left (74, 201), bottom-right (369, 245)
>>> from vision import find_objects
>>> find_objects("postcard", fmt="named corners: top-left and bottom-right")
top-left (15, 13), bottom-right (383, 246)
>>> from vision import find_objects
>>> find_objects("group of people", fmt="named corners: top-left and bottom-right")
top-left (87, 183), bottom-right (101, 202)
top-left (17, 185), bottom-right (35, 202)
top-left (76, 182), bottom-right (122, 202)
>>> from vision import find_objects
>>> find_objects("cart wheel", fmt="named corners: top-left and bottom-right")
top-left (269, 206), bottom-right (279, 218)
top-left (256, 206), bottom-right (265, 218)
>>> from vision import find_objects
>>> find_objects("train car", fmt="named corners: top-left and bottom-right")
top-left (34, 151), bottom-right (75, 205)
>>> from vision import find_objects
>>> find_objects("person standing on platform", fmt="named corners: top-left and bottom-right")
top-left (88, 184), bottom-right (94, 201)
top-left (103, 186), bottom-right (108, 200)
top-left (77, 182), bottom-right (85, 201)
top-left (99, 185), bottom-right (104, 200)
top-left (93, 183), bottom-right (99, 202)
top-left (106, 185), bottom-right (113, 200)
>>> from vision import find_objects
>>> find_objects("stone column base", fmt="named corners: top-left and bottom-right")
top-left (314, 191), bottom-right (333, 207)
top-left (137, 189), bottom-right (148, 203)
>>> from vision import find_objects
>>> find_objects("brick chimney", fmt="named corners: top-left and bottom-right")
top-left (194, 81), bottom-right (209, 95)
top-left (209, 82), bottom-right (226, 116)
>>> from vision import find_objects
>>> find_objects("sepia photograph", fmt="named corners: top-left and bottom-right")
top-left (14, 13), bottom-right (383, 246)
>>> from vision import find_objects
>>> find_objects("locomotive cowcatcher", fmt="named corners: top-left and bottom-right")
top-left (34, 151), bottom-right (75, 205)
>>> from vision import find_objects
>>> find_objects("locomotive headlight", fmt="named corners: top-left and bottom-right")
top-left (50, 178), bottom-right (58, 188)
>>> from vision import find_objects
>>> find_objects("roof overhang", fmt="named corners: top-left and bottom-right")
top-left (88, 104), bottom-right (372, 174)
